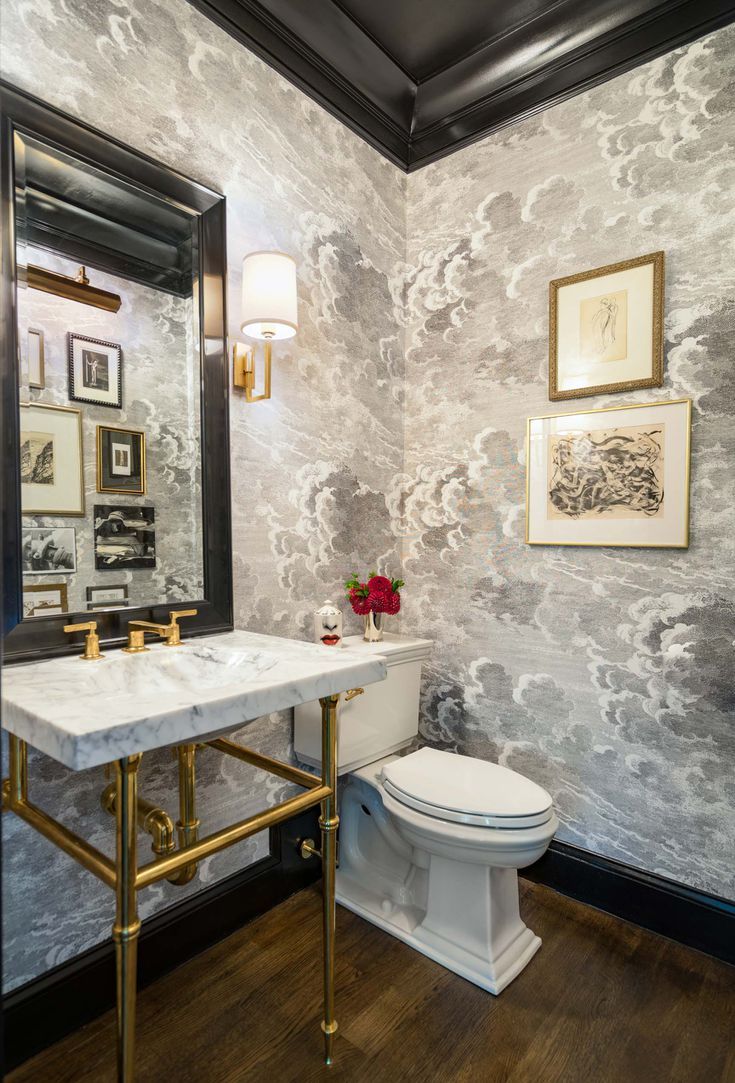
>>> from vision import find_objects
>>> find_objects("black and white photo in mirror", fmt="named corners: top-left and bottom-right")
top-left (94, 505), bottom-right (156, 570)
top-left (22, 527), bottom-right (77, 573)
top-left (68, 332), bottom-right (122, 408)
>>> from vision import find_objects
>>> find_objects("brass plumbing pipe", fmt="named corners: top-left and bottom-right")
top-left (136, 783), bottom-right (332, 889)
top-left (167, 743), bottom-right (199, 885)
top-left (101, 783), bottom-right (176, 857)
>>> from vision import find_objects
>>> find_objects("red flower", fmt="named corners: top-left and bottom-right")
top-left (367, 575), bottom-right (393, 597)
top-left (376, 590), bottom-right (400, 615)
top-left (349, 587), bottom-right (373, 615)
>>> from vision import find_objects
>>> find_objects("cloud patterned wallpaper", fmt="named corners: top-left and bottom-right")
top-left (399, 26), bottom-right (735, 901)
top-left (1, 0), bottom-right (405, 990)
top-left (2, 1), bottom-right (734, 992)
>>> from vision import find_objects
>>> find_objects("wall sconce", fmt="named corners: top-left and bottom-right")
top-left (232, 251), bottom-right (298, 402)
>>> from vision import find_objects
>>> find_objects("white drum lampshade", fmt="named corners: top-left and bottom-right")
top-left (240, 251), bottom-right (298, 341)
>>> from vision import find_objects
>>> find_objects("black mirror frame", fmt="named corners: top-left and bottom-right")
top-left (0, 82), bottom-right (233, 663)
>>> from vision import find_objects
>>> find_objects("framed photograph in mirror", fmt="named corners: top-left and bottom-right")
top-left (68, 332), bottom-right (122, 408)
top-left (22, 582), bottom-right (69, 618)
top-left (87, 583), bottom-right (128, 608)
top-left (22, 527), bottom-right (77, 573)
top-left (549, 252), bottom-right (664, 401)
top-left (97, 426), bottom-right (146, 495)
top-left (20, 402), bottom-right (84, 515)
top-left (526, 399), bottom-right (691, 548)
top-left (94, 505), bottom-right (156, 570)
top-left (27, 327), bottom-right (45, 388)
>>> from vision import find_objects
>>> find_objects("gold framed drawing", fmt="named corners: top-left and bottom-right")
top-left (549, 251), bottom-right (664, 401)
top-left (20, 402), bottom-right (85, 516)
top-left (526, 399), bottom-right (691, 548)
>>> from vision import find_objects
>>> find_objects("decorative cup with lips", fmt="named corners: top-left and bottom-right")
top-left (315, 600), bottom-right (343, 647)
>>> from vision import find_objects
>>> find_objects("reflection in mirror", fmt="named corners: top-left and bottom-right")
top-left (15, 132), bottom-right (204, 619)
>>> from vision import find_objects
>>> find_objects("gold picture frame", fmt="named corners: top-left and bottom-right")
top-left (20, 402), bottom-right (85, 516)
top-left (549, 251), bottom-right (664, 401)
top-left (22, 581), bottom-right (69, 619)
top-left (96, 425), bottom-right (146, 495)
top-left (526, 398), bottom-right (691, 548)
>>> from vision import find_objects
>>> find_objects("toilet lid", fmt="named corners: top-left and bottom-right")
top-left (381, 748), bottom-right (553, 829)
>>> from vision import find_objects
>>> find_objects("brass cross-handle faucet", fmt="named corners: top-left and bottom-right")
top-left (64, 620), bottom-right (103, 661)
top-left (123, 609), bottom-right (198, 653)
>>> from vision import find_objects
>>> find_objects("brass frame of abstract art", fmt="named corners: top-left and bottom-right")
top-left (548, 250), bottom-right (664, 401)
top-left (526, 398), bottom-right (691, 548)
top-left (1, 694), bottom-right (341, 1081)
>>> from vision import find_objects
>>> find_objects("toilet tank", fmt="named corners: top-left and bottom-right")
top-left (294, 633), bottom-right (432, 775)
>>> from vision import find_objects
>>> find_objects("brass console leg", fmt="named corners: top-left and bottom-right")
top-left (318, 695), bottom-right (340, 1065)
top-left (112, 754), bottom-right (142, 1083)
top-left (8, 735), bottom-right (28, 806)
top-left (167, 743), bottom-right (199, 885)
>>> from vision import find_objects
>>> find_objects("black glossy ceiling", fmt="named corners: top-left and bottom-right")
top-left (190, 0), bottom-right (735, 170)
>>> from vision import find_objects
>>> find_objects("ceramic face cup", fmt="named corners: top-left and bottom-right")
top-left (315, 600), bottom-right (343, 646)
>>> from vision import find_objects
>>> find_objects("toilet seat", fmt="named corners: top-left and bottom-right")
top-left (381, 747), bottom-right (553, 829)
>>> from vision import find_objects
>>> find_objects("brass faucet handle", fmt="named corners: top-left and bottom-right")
top-left (167, 609), bottom-right (198, 646)
top-left (344, 687), bottom-right (364, 702)
top-left (63, 620), bottom-right (103, 661)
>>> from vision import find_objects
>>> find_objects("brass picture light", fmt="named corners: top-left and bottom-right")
top-left (22, 263), bottom-right (122, 312)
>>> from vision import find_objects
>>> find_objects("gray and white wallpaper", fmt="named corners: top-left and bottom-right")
top-left (2, 0), bottom-right (734, 992)
top-left (1, 0), bottom-right (405, 990)
top-left (18, 247), bottom-right (203, 612)
top-left (400, 26), bottom-right (735, 900)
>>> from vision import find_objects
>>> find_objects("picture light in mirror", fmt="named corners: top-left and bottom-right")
top-left (20, 262), bottom-right (122, 312)
top-left (232, 250), bottom-right (298, 403)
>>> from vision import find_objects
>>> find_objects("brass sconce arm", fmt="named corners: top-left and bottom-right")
top-left (233, 338), bottom-right (272, 402)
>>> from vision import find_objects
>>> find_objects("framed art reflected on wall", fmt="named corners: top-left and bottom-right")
top-left (94, 505), bottom-right (156, 569)
top-left (22, 582), bottom-right (69, 618)
top-left (86, 583), bottom-right (128, 609)
top-left (27, 327), bottom-right (45, 388)
top-left (68, 332), bottom-right (122, 408)
top-left (549, 251), bottom-right (664, 401)
top-left (22, 527), bottom-right (77, 573)
top-left (97, 426), bottom-right (146, 495)
top-left (526, 399), bottom-right (691, 548)
top-left (20, 402), bottom-right (85, 516)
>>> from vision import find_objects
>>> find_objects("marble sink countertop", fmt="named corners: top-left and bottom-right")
top-left (1, 630), bottom-right (387, 771)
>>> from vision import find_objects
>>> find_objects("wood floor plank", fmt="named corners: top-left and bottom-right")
top-left (9, 882), bottom-right (735, 1083)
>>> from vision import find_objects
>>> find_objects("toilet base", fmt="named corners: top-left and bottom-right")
top-left (336, 868), bottom-right (542, 995)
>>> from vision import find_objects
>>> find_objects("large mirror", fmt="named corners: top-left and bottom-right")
top-left (1, 84), bottom-right (232, 660)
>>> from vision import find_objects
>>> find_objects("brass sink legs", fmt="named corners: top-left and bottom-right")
top-left (318, 694), bottom-right (340, 1066)
top-left (3, 702), bottom-right (341, 1078)
top-left (112, 755), bottom-right (142, 1083)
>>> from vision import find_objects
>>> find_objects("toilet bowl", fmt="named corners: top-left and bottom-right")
top-left (294, 634), bottom-right (558, 994)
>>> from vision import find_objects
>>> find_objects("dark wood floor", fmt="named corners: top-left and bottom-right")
top-left (9, 880), bottom-right (735, 1082)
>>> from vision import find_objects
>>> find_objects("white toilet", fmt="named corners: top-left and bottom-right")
top-left (294, 634), bottom-right (558, 994)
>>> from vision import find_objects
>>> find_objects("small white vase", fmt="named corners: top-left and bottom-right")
top-left (363, 611), bottom-right (384, 642)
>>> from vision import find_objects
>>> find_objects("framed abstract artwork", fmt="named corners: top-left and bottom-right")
top-left (526, 399), bottom-right (691, 548)
top-left (20, 402), bottom-right (85, 516)
top-left (94, 505), bottom-right (156, 570)
top-left (549, 251), bottom-right (664, 401)
top-left (68, 332), bottom-right (122, 408)
top-left (97, 425), bottom-right (146, 495)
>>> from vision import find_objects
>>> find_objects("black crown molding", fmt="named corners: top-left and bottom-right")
top-left (188, 0), bottom-right (735, 171)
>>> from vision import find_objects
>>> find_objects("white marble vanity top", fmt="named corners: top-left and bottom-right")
top-left (1, 630), bottom-right (387, 770)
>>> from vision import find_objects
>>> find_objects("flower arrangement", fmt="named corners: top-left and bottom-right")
top-left (345, 571), bottom-right (404, 641)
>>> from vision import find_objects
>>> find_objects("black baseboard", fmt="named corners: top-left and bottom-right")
top-left (523, 839), bottom-right (735, 966)
top-left (2, 806), bottom-right (321, 1071)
